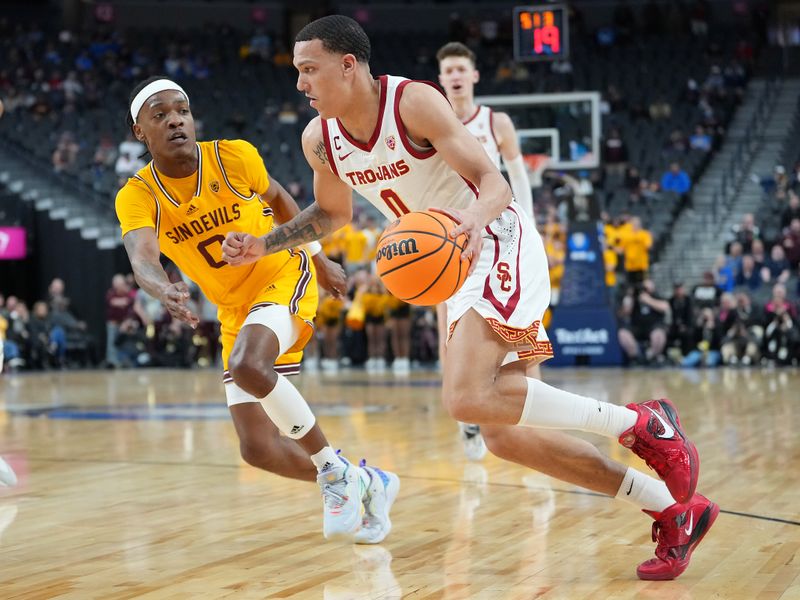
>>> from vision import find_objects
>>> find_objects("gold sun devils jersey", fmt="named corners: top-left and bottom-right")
top-left (115, 139), bottom-right (294, 308)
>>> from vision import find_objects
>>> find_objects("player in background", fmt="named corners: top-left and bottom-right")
top-left (437, 41), bottom-right (541, 461)
top-left (221, 16), bottom-right (718, 580)
top-left (115, 76), bottom-right (398, 543)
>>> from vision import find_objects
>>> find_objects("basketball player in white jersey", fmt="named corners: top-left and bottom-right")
top-left (437, 41), bottom-right (540, 461)
top-left (222, 16), bottom-right (718, 580)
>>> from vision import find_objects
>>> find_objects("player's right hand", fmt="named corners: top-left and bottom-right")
top-left (222, 232), bottom-right (266, 266)
top-left (160, 282), bottom-right (199, 329)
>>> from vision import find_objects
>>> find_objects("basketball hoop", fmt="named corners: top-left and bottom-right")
top-left (523, 154), bottom-right (550, 188)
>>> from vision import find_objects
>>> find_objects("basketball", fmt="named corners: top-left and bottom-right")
top-left (375, 210), bottom-right (471, 306)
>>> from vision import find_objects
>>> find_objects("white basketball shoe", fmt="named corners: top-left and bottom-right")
top-left (0, 457), bottom-right (17, 487)
top-left (354, 462), bottom-right (400, 545)
top-left (317, 458), bottom-right (366, 541)
top-left (459, 423), bottom-right (488, 461)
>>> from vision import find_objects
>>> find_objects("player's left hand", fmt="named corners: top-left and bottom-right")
top-left (430, 206), bottom-right (484, 275)
top-left (312, 254), bottom-right (347, 299)
top-left (222, 232), bottom-right (266, 266)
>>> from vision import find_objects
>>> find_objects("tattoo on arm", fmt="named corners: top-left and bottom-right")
top-left (312, 140), bottom-right (328, 166)
top-left (263, 203), bottom-right (335, 254)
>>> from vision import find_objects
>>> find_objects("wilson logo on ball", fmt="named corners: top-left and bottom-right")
top-left (376, 238), bottom-right (419, 262)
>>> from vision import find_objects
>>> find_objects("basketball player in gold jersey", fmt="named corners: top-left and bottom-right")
top-left (115, 76), bottom-right (399, 543)
top-left (222, 16), bottom-right (718, 579)
top-left (437, 41), bottom-right (543, 461)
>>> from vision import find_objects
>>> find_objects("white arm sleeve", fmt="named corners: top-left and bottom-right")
top-left (505, 154), bottom-right (534, 219)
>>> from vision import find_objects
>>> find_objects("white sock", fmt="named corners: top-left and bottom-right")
top-left (615, 467), bottom-right (674, 513)
top-left (517, 377), bottom-right (637, 438)
top-left (310, 446), bottom-right (341, 473)
top-left (309, 448), bottom-right (370, 490)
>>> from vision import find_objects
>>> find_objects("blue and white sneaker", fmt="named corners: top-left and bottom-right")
top-left (318, 457), bottom-right (365, 541)
top-left (354, 462), bottom-right (400, 545)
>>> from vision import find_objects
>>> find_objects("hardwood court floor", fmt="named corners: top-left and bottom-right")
top-left (0, 367), bottom-right (798, 599)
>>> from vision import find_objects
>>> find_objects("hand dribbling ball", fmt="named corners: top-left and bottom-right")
top-left (375, 210), bottom-right (471, 306)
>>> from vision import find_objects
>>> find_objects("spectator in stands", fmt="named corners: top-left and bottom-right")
top-left (1, 87), bottom-right (26, 114)
top-left (105, 273), bottom-right (135, 368)
top-left (93, 134), bottom-right (117, 169)
top-left (713, 255), bottom-right (735, 292)
top-left (765, 283), bottom-right (797, 321)
top-left (735, 290), bottom-right (765, 341)
top-left (724, 240), bottom-right (744, 272)
top-left (362, 275), bottom-right (388, 373)
top-left (27, 301), bottom-right (56, 369)
top-left (47, 278), bottom-right (66, 307)
top-left (669, 282), bottom-right (695, 355)
top-left (3, 298), bottom-right (29, 369)
top-left (781, 194), bottom-right (800, 230)
top-left (762, 303), bottom-right (799, 366)
top-left (248, 28), bottom-right (272, 61)
top-left (660, 162), bottom-right (692, 198)
top-left (664, 130), bottom-right (689, 156)
top-left (781, 218), bottom-right (800, 268)
top-left (52, 131), bottom-right (79, 173)
top-left (115, 316), bottom-right (149, 368)
top-left (277, 102), bottom-right (298, 125)
top-left (617, 279), bottom-right (670, 365)
top-left (118, 132), bottom-right (145, 161)
top-left (316, 290), bottom-right (343, 373)
top-left (619, 216), bottom-right (652, 284)
top-left (692, 271), bottom-right (720, 309)
top-left (689, 125), bottom-right (712, 152)
top-left (721, 318), bottom-right (760, 366)
top-left (603, 128), bottom-right (628, 176)
top-left (717, 292), bottom-right (738, 332)
top-left (681, 307), bottom-right (722, 367)
top-left (115, 149), bottom-right (145, 179)
top-left (751, 238), bottom-right (767, 271)
top-left (343, 223), bottom-right (368, 274)
top-left (735, 255), bottom-right (761, 290)
top-left (387, 297), bottom-right (412, 375)
top-left (762, 245), bottom-right (791, 284)
top-left (62, 70), bottom-right (83, 104)
top-left (730, 213), bottom-right (759, 254)
top-left (50, 296), bottom-right (91, 366)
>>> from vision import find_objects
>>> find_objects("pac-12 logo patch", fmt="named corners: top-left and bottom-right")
top-left (385, 135), bottom-right (396, 151)
top-left (209, 180), bottom-right (220, 193)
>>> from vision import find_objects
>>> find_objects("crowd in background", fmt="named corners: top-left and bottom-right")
top-left (3, 4), bottom-right (796, 372)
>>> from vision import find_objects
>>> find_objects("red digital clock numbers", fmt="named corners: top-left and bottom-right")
top-left (514, 5), bottom-right (569, 62)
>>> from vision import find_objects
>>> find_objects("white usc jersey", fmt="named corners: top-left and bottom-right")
top-left (463, 105), bottom-right (501, 169)
top-left (322, 75), bottom-right (478, 220)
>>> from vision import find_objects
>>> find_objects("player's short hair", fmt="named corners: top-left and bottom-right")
top-left (436, 42), bottom-right (476, 67)
top-left (125, 75), bottom-right (172, 133)
top-left (295, 15), bottom-right (371, 63)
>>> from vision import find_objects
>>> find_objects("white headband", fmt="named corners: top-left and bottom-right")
top-left (130, 79), bottom-right (189, 123)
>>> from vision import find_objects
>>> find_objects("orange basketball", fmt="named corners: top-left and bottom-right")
top-left (375, 210), bottom-right (471, 306)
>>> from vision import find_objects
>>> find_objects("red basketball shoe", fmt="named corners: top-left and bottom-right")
top-left (637, 493), bottom-right (720, 580)
top-left (619, 398), bottom-right (699, 503)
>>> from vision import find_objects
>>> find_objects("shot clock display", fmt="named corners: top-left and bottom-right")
top-left (514, 5), bottom-right (569, 62)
